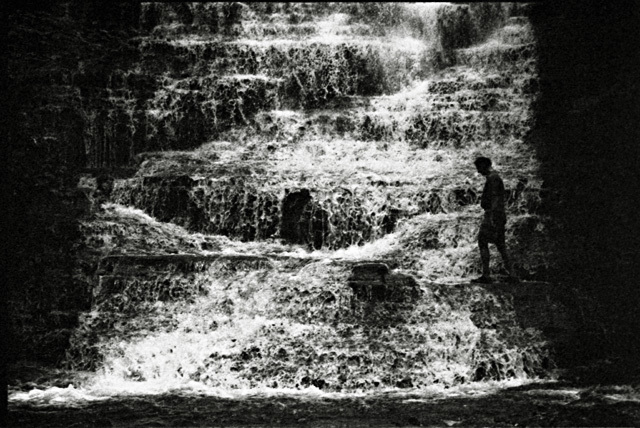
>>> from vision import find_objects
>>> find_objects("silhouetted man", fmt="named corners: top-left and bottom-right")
top-left (472, 157), bottom-right (518, 284)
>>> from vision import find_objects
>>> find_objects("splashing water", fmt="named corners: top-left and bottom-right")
top-left (10, 377), bottom-right (539, 409)
top-left (9, 255), bottom-right (549, 407)
top-left (46, 250), bottom-right (553, 404)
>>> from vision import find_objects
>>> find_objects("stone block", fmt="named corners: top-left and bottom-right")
top-left (348, 263), bottom-right (420, 303)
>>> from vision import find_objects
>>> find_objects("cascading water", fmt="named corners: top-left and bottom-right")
top-left (85, 264), bottom-right (549, 393)
top-left (11, 204), bottom-right (551, 404)
top-left (10, 1), bottom-right (562, 408)
top-left (65, 212), bottom-right (550, 394)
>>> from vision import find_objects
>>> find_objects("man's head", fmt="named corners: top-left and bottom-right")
top-left (474, 157), bottom-right (492, 176)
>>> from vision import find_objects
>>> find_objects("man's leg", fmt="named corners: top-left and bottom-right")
top-left (473, 217), bottom-right (493, 283)
top-left (495, 219), bottom-right (519, 282)
top-left (480, 239), bottom-right (491, 277)
top-left (495, 240), bottom-right (513, 275)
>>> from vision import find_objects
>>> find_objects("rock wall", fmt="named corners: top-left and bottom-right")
top-left (528, 0), bottom-right (640, 359)
top-left (2, 1), bottom-right (141, 363)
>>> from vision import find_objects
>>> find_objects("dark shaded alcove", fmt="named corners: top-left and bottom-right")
top-left (280, 189), bottom-right (313, 244)
top-left (528, 1), bottom-right (640, 362)
top-left (280, 189), bottom-right (329, 249)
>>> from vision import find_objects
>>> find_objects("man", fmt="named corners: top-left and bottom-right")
top-left (472, 157), bottom-right (519, 284)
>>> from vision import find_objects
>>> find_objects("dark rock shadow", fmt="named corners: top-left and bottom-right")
top-left (1, 2), bottom-right (142, 368)
top-left (527, 1), bottom-right (640, 364)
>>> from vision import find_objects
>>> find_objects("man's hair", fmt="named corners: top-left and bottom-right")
top-left (474, 157), bottom-right (492, 168)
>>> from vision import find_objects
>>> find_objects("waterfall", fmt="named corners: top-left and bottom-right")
top-left (11, 1), bottom-right (565, 402)
top-left (73, 1), bottom-right (553, 394)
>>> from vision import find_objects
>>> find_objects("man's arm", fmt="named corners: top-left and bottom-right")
top-left (488, 175), bottom-right (504, 223)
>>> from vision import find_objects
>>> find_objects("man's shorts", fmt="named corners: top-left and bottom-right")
top-left (478, 212), bottom-right (506, 244)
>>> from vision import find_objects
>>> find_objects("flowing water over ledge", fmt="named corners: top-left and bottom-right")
top-left (68, 255), bottom-right (552, 385)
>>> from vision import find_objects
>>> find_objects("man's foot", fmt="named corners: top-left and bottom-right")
top-left (471, 276), bottom-right (493, 284)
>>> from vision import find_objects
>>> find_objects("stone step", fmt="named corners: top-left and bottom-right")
top-left (91, 253), bottom-right (565, 321)
top-left (93, 253), bottom-right (399, 305)
top-left (239, 22), bottom-right (320, 39)
top-left (347, 262), bottom-right (420, 303)
top-left (110, 168), bottom-right (544, 251)
top-left (493, 22), bottom-right (535, 46)
top-left (142, 3), bottom-right (445, 41)
top-left (93, 253), bottom-right (274, 305)
top-left (395, 212), bottom-right (558, 281)
top-left (398, 212), bottom-right (555, 250)
top-left (138, 37), bottom-right (430, 100)
top-left (241, 81), bottom-right (532, 142)
top-left (404, 110), bottom-right (533, 147)
top-left (223, 106), bottom-right (534, 149)
top-left (98, 253), bottom-right (397, 273)
top-left (139, 35), bottom-right (427, 68)
top-left (506, 16), bottom-right (531, 27)
top-left (141, 2), bottom-right (340, 37)
top-left (455, 43), bottom-right (537, 72)
top-left (142, 73), bottom-right (281, 151)
top-left (447, 281), bottom-right (579, 336)
top-left (240, 14), bottom-right (390, 41)
top-left (427, 68), bottom-right (537, 94)
top-left (422, 89), bottom-right (531, 112)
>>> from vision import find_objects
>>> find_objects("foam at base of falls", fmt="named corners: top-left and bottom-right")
top-left (10, 377), bottom-right (539, 408)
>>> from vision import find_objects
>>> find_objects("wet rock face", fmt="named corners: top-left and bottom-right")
top-left (112, 175), bottom-right (282, 241)
top-left (4, 2), bottom-right (533, 172)
top-left (62, 196), bottom-right (566, 386)
top-left (115, 171), bottom-right (544, 252)
top-left (5, 2), bottom-right (526, 170)
top-left (93, 254), bottom-right (273, 306)
top-left (67, 248), bottom-right (559, 385)
top-left (103, 0), bottom-right (546, 259)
